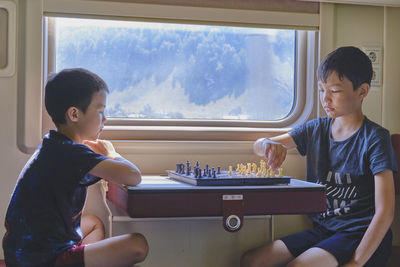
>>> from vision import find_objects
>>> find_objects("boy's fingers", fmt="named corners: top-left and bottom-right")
top-left (264, 143), bottom-right (271, 158)
top-left (266, 144), bottom-right (286, 170)
top-left (266, 145), bottom-right (274, 164)
top-left (276, 151), bottom-right (286, 170)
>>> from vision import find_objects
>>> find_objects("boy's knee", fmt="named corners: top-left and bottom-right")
top-left (81, 214), bottom-right (105, 243)
top-left (128, 233), bottom-right (149, 262)
top-left (83, 214), bottom-right (104, 228)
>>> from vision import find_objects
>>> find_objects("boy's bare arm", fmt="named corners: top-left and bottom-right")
top-left (343, 169), bottom-right (395, 267)
top-left (270, 133), bottom-right (297, 150)
top-left (84, 140), bottom-right (142, 186)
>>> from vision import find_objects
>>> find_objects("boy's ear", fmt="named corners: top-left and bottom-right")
top-left (65, 106), bottom-right (81, 122)
top-left (358, 83), bottom-right (370, 100)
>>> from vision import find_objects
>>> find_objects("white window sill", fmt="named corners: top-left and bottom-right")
top-left (100, 125), bottom-right (292, 141)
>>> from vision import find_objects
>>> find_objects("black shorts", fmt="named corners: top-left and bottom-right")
top-left (280, 224), bottom-right (392, 266)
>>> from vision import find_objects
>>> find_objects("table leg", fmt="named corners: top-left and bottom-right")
top-left (269, 215), bottom-right (275, 241)
top-left (101, 181), bottom-right (114, 237)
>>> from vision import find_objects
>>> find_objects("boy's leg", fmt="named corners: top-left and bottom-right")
top-left (84, 233), bottom-right (149, 267)
top-left (81, 214), bottom-right (105, 244)
top-left (240, 240), bottom-right (293, 267)
top-left (286, 247), bottom-right (338, 267)
top-left (287, 229), bottom-right (367, 267)
top-left (241, 225), bottom-right (335, 267)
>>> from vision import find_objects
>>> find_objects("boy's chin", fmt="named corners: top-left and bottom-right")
top-left (325, 112), bottom-right (337, 118)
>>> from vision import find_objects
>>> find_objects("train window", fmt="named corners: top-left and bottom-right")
top-left (45, 16), bottom-right (317, 141)
top-left (52, 17), bottom-right (295, 122)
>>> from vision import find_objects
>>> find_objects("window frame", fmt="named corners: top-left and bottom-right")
top-left (0, 0), bottom-right (16, 77)
top-left (18, 0), bottom-right (319, 153)
top-left (44, 19), bottom-right (318, 142)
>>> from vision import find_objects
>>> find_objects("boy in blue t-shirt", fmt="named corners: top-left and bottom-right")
top-left (241, 47), bottom-right (398, 267)
top-left (3, 68), bottom-right (148, 266)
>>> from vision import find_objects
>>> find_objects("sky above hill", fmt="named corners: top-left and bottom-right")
top-left (55, 18), bottom-right (295, 121)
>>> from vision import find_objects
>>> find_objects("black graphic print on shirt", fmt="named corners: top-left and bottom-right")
top-left (318, 171), bottom-right (357, 219)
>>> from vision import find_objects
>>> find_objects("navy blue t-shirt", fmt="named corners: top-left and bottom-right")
top-left (3, 130), bottom-right (107, 266)
top-left (289, 117), bottom-right (398, 232)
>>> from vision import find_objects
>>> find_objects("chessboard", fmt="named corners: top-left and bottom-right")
top-left (168, 171), bottom-right (291, 186)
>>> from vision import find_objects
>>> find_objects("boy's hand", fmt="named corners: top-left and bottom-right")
top-left (83, 139), bottom-right (121, 159)
top-left (264, 141), bottom-right (287, 171)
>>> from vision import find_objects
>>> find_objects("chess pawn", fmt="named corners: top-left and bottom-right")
top-left (278, 168), bottom-right (283, 178)
top-left (270, 169), bottom-right (276, 177)
top-left (252, 163), bottom-right (257, 173)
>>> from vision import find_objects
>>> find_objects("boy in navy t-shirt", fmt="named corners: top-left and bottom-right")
top-left (3, 68), bottom-right (148, 266)
top-left (241, 47), bottom-right (398, 267)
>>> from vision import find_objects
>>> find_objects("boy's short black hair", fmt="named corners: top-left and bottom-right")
top-left (45, 68), bottom-right (109, 126)
top-left (317, 46), bottom-right (373, 90)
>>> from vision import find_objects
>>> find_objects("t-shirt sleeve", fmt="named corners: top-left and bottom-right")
top-left (368, 128), bottom-right (399, 175)
top-left (66, 144), bottom-right (108, 186)
top-left (289, 120), bottom-right (315, 156)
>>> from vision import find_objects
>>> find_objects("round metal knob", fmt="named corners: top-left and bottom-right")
top-left (225, 215), bottom-right (241, 231)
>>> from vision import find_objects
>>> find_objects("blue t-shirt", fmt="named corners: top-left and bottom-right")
top-left (3, 130), bottom-right (107, 266)
top-left (289, 117), bottom-right (398, 232)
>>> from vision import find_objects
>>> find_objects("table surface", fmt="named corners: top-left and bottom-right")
top-left (123, 175), bottom-right (325, 192)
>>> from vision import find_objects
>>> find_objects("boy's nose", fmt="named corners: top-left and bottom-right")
top-left (323, 92), bottom-right (331, 102)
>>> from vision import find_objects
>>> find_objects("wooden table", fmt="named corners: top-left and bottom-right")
top-left (106, 176), bottom-right (326, 233)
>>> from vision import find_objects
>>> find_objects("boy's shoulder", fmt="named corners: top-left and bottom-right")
top-left (38, 131), bottom-right (107, 183)
top-left (43, 130), bottom-right (90, 151)
top-left (363, 117), bottom-right (388, 132)
top-left (41, 130), bottom-right (103, 162)
top-left (364, 117), bottom-right (390, 138)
